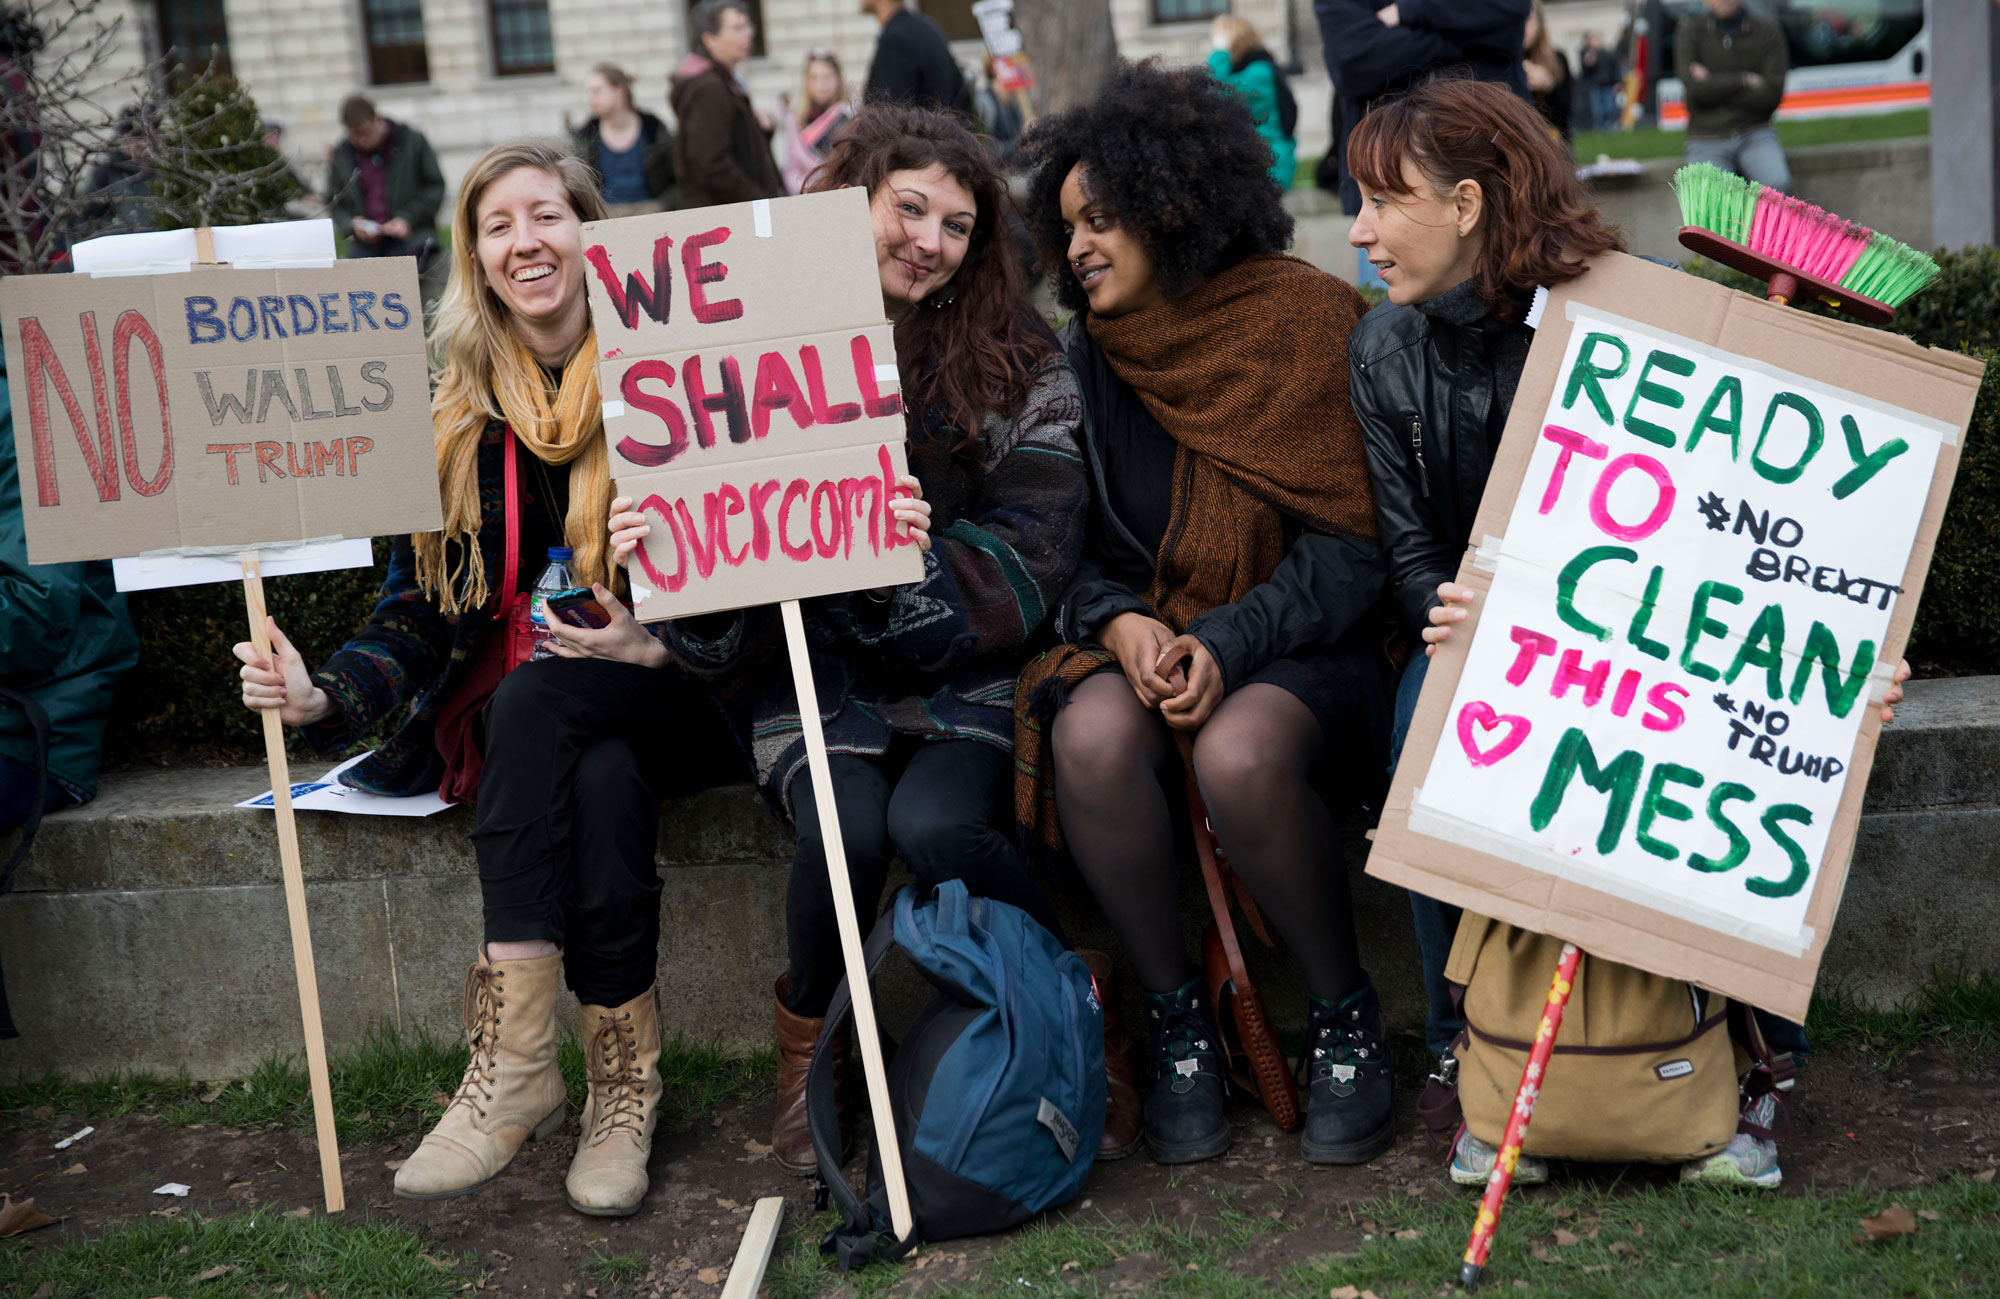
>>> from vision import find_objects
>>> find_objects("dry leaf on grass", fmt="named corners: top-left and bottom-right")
top-left (1608, 1241), bottom-right (1637, 1257)
top-left (385, 1160), bottom-right (407, 1171)
top-left (1918, 1209), bottom-right (1943, 1222)
top-left (695, 1266), bottom-right (723, 1284)
top-left (1553, 1228), bottom-right (1581, 1247)
top-left (742, 1139), bottom-right (771, 1157)
top-left (1394, 1229), bottom-right (1421, 1241)
top-left (1976, 1169), bottom-right (1997, 1185)
top-left (197, 1264), bottom-right (238, 1281)
top-left (31, 1282), bottom-right (54, 1299)
top-left (200, 1082), bottom-right (229, 1103)
top-left (1330, 1287), bottom-right (1361, 1299)
top-left (1549, 1206), bottom-right (1577, 1220)
top-left (1856, 1205), bottom-right (1918, 1242)
top-left (285, 1206), bottom-right (312, 1219)
top-left (60, 1163), bottom-right (86, 1176)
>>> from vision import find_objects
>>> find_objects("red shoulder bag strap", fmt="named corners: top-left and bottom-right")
top-left (498, 428), bottom-right (528, 667)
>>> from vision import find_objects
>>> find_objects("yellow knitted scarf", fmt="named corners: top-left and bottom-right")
top-left (414, 327), bottom-right (616, 614)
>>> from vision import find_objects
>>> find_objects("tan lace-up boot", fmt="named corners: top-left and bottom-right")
top-left (564, 988), bottom-right (663, 1216)
top-left (393, 947), bottom-right (567, 1200)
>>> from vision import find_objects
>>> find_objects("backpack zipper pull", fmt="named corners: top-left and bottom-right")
top-left (1411, 416), bottom-right (1429, 497)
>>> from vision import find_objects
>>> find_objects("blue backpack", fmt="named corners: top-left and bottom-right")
top-left (807, 880), bottom-right (1105, 1268)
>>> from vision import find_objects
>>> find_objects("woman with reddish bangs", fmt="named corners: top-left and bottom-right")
top-left (1347, 75), bottom-right (1907, 1192)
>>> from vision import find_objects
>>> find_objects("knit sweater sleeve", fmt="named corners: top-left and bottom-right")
top-left (305, 536), bottom-right (456, 752)
top-left (845, 358), bottom-right (1087, 670)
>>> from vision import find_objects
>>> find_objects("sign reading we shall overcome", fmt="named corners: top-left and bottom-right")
top-left (582, 188), bottom-right (924, 619)
top-left (1368, 253), bottom-right (1982, 1023)
top-left (0, 259), bottom-right (439, 565)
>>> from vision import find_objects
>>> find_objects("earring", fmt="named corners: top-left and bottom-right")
top-left (926, 282), bottom-right (959, 309)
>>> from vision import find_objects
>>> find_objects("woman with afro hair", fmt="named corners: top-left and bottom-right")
top-left (1013, 60), bottom-right (1401, 1169)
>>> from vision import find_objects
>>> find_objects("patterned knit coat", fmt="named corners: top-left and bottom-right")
top-left (664, 355), bottom-right (1086, 813)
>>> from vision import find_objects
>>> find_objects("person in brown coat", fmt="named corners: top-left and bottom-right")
top-left (670, 0), bottom-right (782, 208)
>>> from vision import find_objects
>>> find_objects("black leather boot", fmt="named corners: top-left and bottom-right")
top-left (1140, 981), bottom-right (1231, 1164)
top-left (1299, 980), bottom-right (1396, 1164)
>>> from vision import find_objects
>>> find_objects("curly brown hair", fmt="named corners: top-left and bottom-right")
top-left (1346, 76), bottom-right (1624, 322)
top-left (809, 100), bottom-right (1051, 448)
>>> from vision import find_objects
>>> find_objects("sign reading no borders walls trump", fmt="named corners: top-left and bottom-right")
top-left (1367, 253), bottom-right (1983, 1024)
top-left (582, 189), bottom-right (924, 619)
top-left (0, 258), bottom-right (439, 565)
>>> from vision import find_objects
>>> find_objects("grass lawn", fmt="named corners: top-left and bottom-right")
top-left (1297, 108), bottom-right (1929, 186)
top-left (0, 1025), bottom-right (774, 1144)
top-left (0, 1211), bottom-right (473, 1299)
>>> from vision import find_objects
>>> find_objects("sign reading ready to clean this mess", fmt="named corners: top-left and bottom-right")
top-left (0, 258), bottom-right (438, 565)
top-left (1369, 253), bottom-right (1983, 1024)
top-left (582, 189), bottom-right (924, 619)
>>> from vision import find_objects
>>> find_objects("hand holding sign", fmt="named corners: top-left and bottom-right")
top-left (234, 615), bottom-right (335, 726)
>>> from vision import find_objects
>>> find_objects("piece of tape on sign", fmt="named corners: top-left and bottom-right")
top-left (603, 400), bottom-right (627, 420)
top-left (752, 200), bottom-right (773, 238)
top-left (1404, 801), bottom-right (1815, 955)
top-left (1472, 533), bottom-right (1505, 573)
top-left (1562, 300), bottom-right (1963, 446)
top-left (874, 364), bottom-right (899, 384)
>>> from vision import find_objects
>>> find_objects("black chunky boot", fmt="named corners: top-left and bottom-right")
top-left (1299, 980), bottom-right (1396, 1164)
top-left (1140, 981), bottom-right (1232, 1164)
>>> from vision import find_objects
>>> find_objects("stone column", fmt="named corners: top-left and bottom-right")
top-left (1930, 0), bottom-right (2000, 249)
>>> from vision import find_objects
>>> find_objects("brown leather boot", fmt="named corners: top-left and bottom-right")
top-left (1080, 949), bottom-right (1144, 1160)
top-left (772, 975), bottom-right (849, 1176)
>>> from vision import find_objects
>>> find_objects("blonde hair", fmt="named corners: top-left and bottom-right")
top-left (1211, 14), bottom-right (1261, 62)
top-left (795, 50), bottom-right (848, 127)
top-left (419, 140), bottom-right (616, 613)
top-left (1524, 1), bottom-right (1560, 82)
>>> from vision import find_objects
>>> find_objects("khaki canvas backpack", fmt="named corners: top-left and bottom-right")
top-left (1437, 914), bottom-right (1778, 1164)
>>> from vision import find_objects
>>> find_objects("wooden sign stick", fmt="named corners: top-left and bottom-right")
top-left (779, 598), bottom-right (913, 1243)
top-left (719, 1197), bottom-right (786, 1299)
top-left (241, 550), bottom-right (346, 1214)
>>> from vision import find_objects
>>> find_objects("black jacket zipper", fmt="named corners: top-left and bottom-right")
top-left (1410, 415), bottom-right (1429, 498)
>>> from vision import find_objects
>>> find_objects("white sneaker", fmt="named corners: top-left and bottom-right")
top-left (1449, 1126), bottom-right (1548, 1187)
top-left (1680, 1094), bottom-right (1783, 1189)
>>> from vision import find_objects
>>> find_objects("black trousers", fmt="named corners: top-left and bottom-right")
top-left (471, 656), bottom-right (736, 1007)
top-left (784, 737), bottom-right (1063, 1016)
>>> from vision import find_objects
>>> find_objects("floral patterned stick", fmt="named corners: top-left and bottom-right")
top-left (1458, 942), bottom-right (1583, 1292)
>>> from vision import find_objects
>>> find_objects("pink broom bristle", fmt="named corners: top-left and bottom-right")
top-left (1743, 186), bottom-right (1875, 283)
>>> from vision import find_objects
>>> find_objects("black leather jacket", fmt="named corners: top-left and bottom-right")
top-left (1349, 293), bottom-right (1530, 637)
top-left (1053, 319), bottom-right (1387, 689)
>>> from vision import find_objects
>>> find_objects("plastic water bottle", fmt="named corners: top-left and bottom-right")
top-left (529, 546), bottom-right (574, 661)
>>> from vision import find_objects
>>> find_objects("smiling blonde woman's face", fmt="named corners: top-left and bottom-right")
top-left (474, 166), bottom-right (585, 326)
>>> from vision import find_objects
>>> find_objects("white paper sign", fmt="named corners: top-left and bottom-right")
top-left (238, 752), bottom-right (455, 817)
top-left (1410, 304), bottom-right (1950, 954)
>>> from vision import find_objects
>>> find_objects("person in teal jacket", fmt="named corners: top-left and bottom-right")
top-left (1208, 14), bottom-right (1297, 189)
top-left (0, 343), bottom-right (140, 833)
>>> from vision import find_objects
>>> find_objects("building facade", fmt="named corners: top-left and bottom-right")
top-left (67, 0), bottom-right (1293, 209)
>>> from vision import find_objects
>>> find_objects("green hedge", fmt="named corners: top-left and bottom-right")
top-left (1684, 248), bottom-right (2000, 673)
top-left (104, 540), bottom-right (392, 766)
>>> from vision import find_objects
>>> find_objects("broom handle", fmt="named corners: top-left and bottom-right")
top-left (1457, 942), bottom-right (1580, 1291)
top-left (1766, 271), bottom-right (1800, 309)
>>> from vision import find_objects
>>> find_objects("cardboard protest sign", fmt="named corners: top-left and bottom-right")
top-left (1368, 253), bottom-right (1983, 1023)
top-left (582, 189), bottom-right (924, 618)
top-left (0, 258), bottom-right (439, 565)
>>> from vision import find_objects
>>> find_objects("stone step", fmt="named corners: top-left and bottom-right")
top-left (2, 677), bottom-right (1995, 1083)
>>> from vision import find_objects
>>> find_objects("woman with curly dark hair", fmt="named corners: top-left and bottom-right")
top-left (616, 102), bottom-right (1086, 1175)
top-left (1013, 60), bottom-right (1399, 1169)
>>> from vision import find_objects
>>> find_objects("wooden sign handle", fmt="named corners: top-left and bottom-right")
top-left (779, 598), bottom-right (912, 1243)
top-left (241, 550), bottom-right (346, 1214)
top-left (194, 225), bottom-right (216, 266)
top-left (719, 1197), bottom-right (785, 1299)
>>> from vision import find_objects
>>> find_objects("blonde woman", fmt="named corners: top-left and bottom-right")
top-left (1523, 1), bottom-right (1575, 144)
top-left (231, 140), bottom-right (733, 1217)
top-left (776, 47), bottom-right (854, 193)
top-left (1206, 13), bottom-right (1297, 188)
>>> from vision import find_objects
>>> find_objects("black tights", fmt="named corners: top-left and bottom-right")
top-left (1051, 673), bottom-right (1364, 1002)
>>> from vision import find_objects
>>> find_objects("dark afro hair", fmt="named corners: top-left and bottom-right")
top-left (1017, 59), bottom-right (1293, 316)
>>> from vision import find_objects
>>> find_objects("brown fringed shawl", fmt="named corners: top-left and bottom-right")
top-left (1013, 254), bottom-right (1377, 851)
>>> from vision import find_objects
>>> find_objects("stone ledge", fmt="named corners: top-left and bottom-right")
top-left (1, 677), bottom-right (1995, 1082)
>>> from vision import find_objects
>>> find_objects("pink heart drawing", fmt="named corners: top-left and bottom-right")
top-left (1457, 702), bottom-right (1531, 768)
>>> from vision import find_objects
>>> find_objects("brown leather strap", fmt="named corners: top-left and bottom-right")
top-left (1176, 734), bottom-right (1300, 1130)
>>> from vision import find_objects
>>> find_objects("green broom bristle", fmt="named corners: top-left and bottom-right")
top-left (1671, 162), bottom-right (1759, 244)
top-left (1838, 231), bottom-right (1941, 308)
